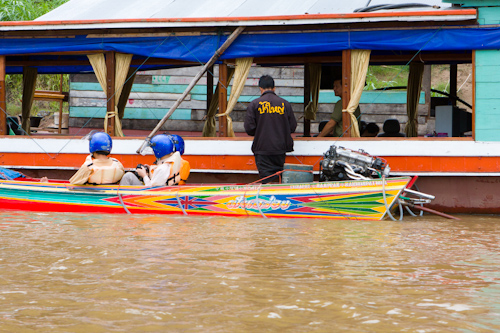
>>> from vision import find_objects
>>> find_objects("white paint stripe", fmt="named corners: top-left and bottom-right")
top-left (10, 165), bottom-right (499, 177)
top-left (0, 15), bottom-right (475, 31)
top-left (2, 138), bottom-right (500, 157)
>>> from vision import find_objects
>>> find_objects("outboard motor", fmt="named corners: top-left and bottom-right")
top-left (319, 145), bottom-right (390, 181)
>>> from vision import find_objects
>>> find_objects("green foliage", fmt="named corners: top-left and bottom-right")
top-left (431, 82), bottom-right (450, 97)
top-left (365, 64), bottom-right (453, 99)
top-left (6, 74), bottom-right (69, 116)
top-left (1, 0), bottom-right (70, 115)
top-left (365, 65), bottom-right (409, 91)
top-left (0, 0), bottom-right (68, 21)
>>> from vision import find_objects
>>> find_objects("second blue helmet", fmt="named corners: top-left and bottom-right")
top-left (89, 132), bottom-right (112, 154)
top-left (168, 134), bottom-right (185, 155)
top-left (149, 134), bottom-right (174, 159)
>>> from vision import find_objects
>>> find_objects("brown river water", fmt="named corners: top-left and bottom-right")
top-left (1, 212), bottom-right (499, 332)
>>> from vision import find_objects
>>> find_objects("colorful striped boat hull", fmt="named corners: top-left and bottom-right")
top-left (0, 177), bottom-right (411, 220)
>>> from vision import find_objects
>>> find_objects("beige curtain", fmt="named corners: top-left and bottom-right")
top-left (117, 68), bottom-right (136, 120)
top-left (216, 57), bottom-right (253, 137)
top-left (88, 53), bottom-right (133, 137)
top-left (405, 63), bottom-right (424, 137)
top-left (344, 50), bottom-right (371, 137)
top-left (21, 67), bottom-right (38, 134)
top-left (202, 68), bottom-right (235, 137)
top-left (113, 53), bottom-right (133, 136)
top-left (304, 63), bottom-right (321, 121)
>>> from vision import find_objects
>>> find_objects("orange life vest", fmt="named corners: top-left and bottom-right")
top-left (153, 152), bottom-right (182, 186)
top-left (179, 159), bottom-right (191, 185)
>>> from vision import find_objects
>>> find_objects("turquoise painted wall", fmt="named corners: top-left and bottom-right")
top-left (475, 6), bottom-right (500, 141)
top-left (443, 0), bottom-right (500, 7)
top-left (69, 82), bottom-right (424, 120)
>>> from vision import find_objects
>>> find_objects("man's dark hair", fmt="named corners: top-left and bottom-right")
top-left (94, 150), bottom-right (110, 156)
top-left (366, 122), bottom-right (380, 135)
top-left (259, 75), bottom-right (275, 89)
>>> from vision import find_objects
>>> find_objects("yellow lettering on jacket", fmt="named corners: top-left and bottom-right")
top-left (258, 102), bottom-right (285, 115)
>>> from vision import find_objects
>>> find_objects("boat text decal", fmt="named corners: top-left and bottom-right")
top-left (290, 180), bottom-right (383, 190)
top-left (227, 195), bottom-right (291, 211)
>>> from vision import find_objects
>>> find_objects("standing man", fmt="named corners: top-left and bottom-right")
top-left (244, 75), bottom-right (297, 183)
top-left (317, 79), bottom-right (361, 137)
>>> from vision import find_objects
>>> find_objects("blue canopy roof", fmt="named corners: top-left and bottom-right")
top-left (0, 25), bottom-right (497, 74)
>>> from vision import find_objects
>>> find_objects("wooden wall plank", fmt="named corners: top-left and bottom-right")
top-left (475, 129), bottom-right (499, 141)
top-left (475, 82), bottom-right (500, 100)
top-left (473, 99), bottom-right (500, 114)
top-left (191, 91), bottom-right (424, 104)
top-left (475, 48), bottom-right (500, 141)
top-left (70, 90), bottom-right (189, 101)
top-left (71, 73), bottom-right (152, 84)
top-left (475, 113), bottom-right (500, 129)
top-left (69, 97), bottom-right (207, 109)
top-left (152, 66), bottom-right (306, 79)
top-left (71, 81), bottom-right (424, 104)
top-left (70, 107), bottom-right (192, 120)
top-left (478, 7), bottom-right (500, 25)
top-left (475, 50), bottom-right (500, 66)
top-left (474, 66), bottom-right (500, 83)
top-left (69, 117), bottom-right (306, 133)
top-left (71, 81), bottom-right (208, 94)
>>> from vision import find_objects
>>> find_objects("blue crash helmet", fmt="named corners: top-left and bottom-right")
top-left (89, 132), bottom-right (112, 154)
top-left (149, 134), bottom-right (174, 159)
top-left (168, 134), bottom-right (185, 155)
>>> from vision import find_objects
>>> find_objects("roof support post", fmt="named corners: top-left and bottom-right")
top-left (450, 64), bottom-right (457, 107)
top-left (57, 74), bottom-right (64, 134)
top-left (218, 62), bottom-right (228, 137)
top-left (207, 65), bottom-right (214, 114)
top-left (303, 63), bottom-right (311, 137)
top-left (0, 56), bottom-right (6, 135)
top-left (423, 65), bottom-right (431, 120)
top-left (106, 51), bottom-right (116, 136)
top-left (342, 49), bottom-right (352, 137)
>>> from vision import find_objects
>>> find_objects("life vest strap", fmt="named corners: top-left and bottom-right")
top-left (166, 172), bottom-right (180, 185)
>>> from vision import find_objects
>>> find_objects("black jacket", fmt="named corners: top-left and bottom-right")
top-left (244, 90), bottom-right (297, 155)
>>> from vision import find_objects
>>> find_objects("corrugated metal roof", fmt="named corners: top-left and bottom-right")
top-left (36, 0), bottom-right (452, 21)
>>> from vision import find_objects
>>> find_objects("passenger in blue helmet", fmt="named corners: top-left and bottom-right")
top-left (89, 131), bottom-right (112, 154)
top-left (69, 131), bottom-right (125, 185)
top-left (120, 134), bottom-right (182, 187)
top-left (168, 134), bottom-right (185, 155)
top-left (167, 134), bottom-right (190, 185)
top-left (150, 134), bottom-right (174, 158)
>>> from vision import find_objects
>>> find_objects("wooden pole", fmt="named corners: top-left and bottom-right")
top-left (422, 65), bottom-right (432, 120)
top-left (0, 56), bottom-right (6, 135)
top-left (207, 65), bottom-right (214, 114)
top-left (218, 63), bottom-right (228, 137)
top-left (408, 204), bottom-right (461, 220)
top-left (58, 74), bottom-right (63, 134)
top-left (341, 50), bottom-right (352, 137)
top-left (136, 26), bottom-right (245, 153)
top-left (106, 51), bottom-right (116, 136)
top-left (303, 64), bottom-right (311, 137)
top-left (450, 64), bottom-right (457, 107)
